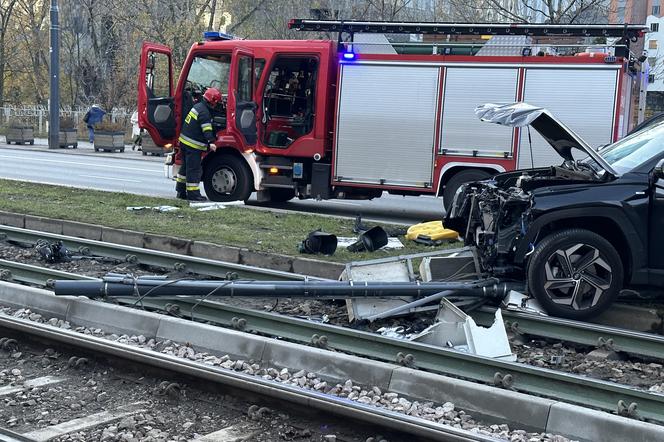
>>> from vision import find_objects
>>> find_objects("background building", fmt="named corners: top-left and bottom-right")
top-left (641, 2), bottom-right (664, 116)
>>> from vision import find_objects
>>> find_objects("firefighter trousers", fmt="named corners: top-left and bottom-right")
top-left (176, 145), bottom-right (204, 192)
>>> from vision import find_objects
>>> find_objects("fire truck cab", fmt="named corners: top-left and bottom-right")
top-left (137, 20), bottom-right (647, 206)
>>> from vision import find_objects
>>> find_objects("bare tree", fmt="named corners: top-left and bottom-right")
top-left (448, 0), bottom-right (610, 24)
top-left (0, 0), bottom-right (19, 105)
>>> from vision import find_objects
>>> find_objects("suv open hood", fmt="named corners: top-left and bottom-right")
top-left (475, 102), bottom-right (617, 176)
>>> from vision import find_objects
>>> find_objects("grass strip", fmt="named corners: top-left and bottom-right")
top-left (0, 179), bottom-right (456, 262)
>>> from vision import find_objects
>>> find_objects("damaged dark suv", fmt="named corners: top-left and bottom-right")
top-left (445, 103), bottom-right (664, 319)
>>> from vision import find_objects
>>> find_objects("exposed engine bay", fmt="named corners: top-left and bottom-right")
top-left (445, 163), bottom-right (603, 276)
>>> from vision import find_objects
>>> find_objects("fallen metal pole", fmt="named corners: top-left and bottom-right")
top-left (53, 275), bottom-right (512, 300)
top-left (365, 290), bottom-right (458, 322)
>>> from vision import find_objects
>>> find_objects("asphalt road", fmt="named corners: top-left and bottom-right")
top-left (0, 139), bottom-right (443, 224)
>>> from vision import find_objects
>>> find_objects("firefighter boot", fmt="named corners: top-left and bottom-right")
top-left (186, 189), bottom-right (207, 202)
top-left (175, 181), bottom-right (186, 200)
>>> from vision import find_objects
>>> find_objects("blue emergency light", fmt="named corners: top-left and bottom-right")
top-left (203, 31), bottom-right (235, 41)
top-left (342, 51), bottom-right (356, 60)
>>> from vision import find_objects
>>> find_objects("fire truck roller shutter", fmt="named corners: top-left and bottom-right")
top-left (518, 67), bottom-right (620, 169)
top-left (334, 63), bottom-right (439, 188)
top-left (440, 67), bottom-right (519, 157)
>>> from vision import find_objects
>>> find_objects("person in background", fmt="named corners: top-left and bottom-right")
top-left (83, 105), bottom-right (105, 143)
top-left (130, 110), bottom-right (142, 150)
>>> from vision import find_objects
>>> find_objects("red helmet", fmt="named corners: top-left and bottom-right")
top-left (202, 87), bottom-right (222, 106)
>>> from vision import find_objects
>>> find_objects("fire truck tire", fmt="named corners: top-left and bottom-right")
top-left (268, 188), bottom-right (295, 202)
top-left (442, 169), bottom-right (493, 212)
top-left (203, 154), bottom-right (252, 202)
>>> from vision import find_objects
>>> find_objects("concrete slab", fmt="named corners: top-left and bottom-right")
top-left (546, 401), bottom-right (664, 442)
top-left (291, 257), bottom-right (343, 280)
top-left (191, 241), bottom-right (241, 263)
top-left (195, 425), bottom-right (259, 442)
top-left (143, 233), bottom-right (192, 255)
top-left (66, 298), bottom-right (162, 337)
top-left (240, 250), bottom-right (293, 273)
top-left (0, 211), bottom-right (25, 228)
top-left (0, 376), bottom-right (64, 396)
top-left (389, 367), bottom-right (554, 432)
top-left (23, 402), bottom-right (146, 441)
top-left (155, 317), bottom-right (267, 361)
top-left (101, 227), bottom-right (144, 248)
top-left (262, 340), bottom-right (396, 389)
top-left (0, 282), bottom-right (71, 320)
top-left (24, 216), bottom-right (63, 235)
top-left (61, 221), bottom-right (103, 241)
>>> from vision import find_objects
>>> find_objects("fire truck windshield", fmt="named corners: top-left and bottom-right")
top-left (185, 55), bottom-right (231, 99)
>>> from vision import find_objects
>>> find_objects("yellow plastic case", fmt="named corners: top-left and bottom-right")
top-left (406, 221), bottom-right (459, 243)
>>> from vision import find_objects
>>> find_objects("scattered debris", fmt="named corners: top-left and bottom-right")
top-left (195, 203), bottom-right (227, 211)
top-left (346, 226), bottom-right (389, 252)
top-left (35, 240), bottom-right (71, 263)
top-left (342, 249), bottom-right (477, 321)
top-left (298, 230), bottom-right (338, 255)
top-left (191, 200), bottom-right (244, 207)
top-left (406, 221), bottom-right (459, 245)
top-left (126, 205), bottom-right (179, 213)
top-left (189, 201), bottom-right (245, 211)
top-left (413, 299), bottom-right (516, 361)
top-left (419, 250), bottom-right (480, 282)
top-left (337, 236), bottom-right (403, 250)
top-left (502, 290), bottom-right (547, 315)
top-left (376, 326), bottom-right (417, 340)
top-left (340, 257), bottom-right (414, 322)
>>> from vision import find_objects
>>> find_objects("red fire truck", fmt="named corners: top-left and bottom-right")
top-left (137, 20), bottom-right (647, 207)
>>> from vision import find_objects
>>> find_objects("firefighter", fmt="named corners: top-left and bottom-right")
top-left (175, 87), bottom-right (222, 201)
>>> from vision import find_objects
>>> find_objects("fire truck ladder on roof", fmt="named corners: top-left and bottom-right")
top-left (288, 19), bottom-right (647, 40)
top-left (289, 19), bottom-right (647, 59)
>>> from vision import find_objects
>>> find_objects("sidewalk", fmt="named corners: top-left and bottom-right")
top-left (0, 135), bottom-right (164, 162)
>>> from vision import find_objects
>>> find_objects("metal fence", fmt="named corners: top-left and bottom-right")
top-left (0, 105), bottom-right (131, 134)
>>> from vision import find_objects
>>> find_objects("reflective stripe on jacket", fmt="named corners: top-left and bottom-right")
top-left (179, 102), bottom-right (215, 150)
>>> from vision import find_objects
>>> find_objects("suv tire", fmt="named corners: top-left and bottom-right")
top-left (527, 228), bottom-right (623, 320)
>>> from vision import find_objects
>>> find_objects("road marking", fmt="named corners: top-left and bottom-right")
top-left (193, 424), bottom-right (259, 441)
top-left (0, 376), bottom-right (64, 396)
top-left (0, 154), bottom-right (161, 173)
top-left (78, 174), bottom-right (142, 183)
top-left (22, 402), bottom-right (146, 441)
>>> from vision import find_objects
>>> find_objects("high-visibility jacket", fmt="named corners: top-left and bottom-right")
top-left (178, 101), bottom-right (215, 150)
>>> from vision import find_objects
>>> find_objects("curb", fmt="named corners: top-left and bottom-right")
top-left (0, 211), bottom-right (343, 279)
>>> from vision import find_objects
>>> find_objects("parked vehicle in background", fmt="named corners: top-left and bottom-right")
top-left (137, 20), bottom-right (647, 207)
top-left (446, 102), bottom-right (664, 319)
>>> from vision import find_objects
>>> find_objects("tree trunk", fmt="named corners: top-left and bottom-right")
top-left (207, 0), bottom-right (217, 31)
top-left (0, 37), bottom-right (5, 106)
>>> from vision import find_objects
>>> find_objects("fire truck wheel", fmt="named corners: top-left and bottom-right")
top-left (442, 169), bottom-right (493, 212)
top-left (203, 154), bottom-right (252, 202)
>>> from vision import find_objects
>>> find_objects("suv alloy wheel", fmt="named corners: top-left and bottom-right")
top-left (526, 228), bottom-right (624, 320)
